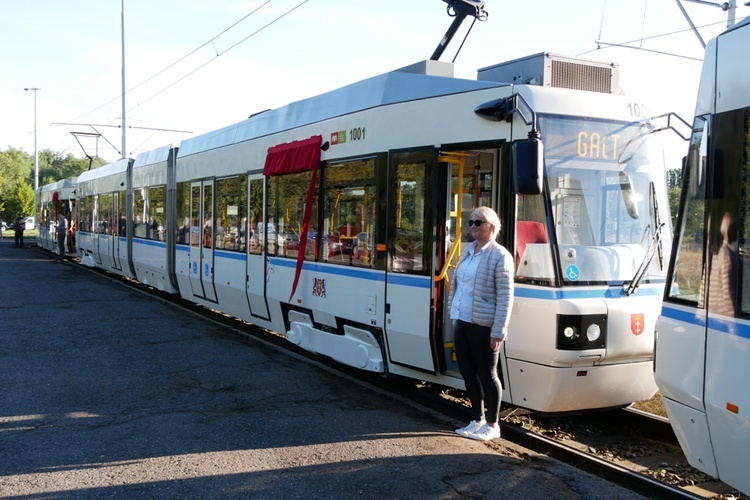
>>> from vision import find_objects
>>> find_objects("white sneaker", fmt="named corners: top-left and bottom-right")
top-left (468, 423), bottom-right (501, 441)
top-left (455, 419), bottom-right (485, 437)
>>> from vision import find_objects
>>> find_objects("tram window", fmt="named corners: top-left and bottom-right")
top-left (737, 109), bottom-right (750, 315)
top-left (248, 178), bottom-right (263, 255)
top-left (189, 185), bottom-right (201, 247)
top-left (391, 156), bottom-right (428, 275)
top-left (147, 186), bottom-right (166, 241)
top-left (515, 194), bottom-right (554, 284)
top-left (203, 184), bottom-right (213, 249)
top-left (132, 188), bottom-right (147, 238)
top-left (668, 117), bottom-right (708, 304)
top-left (215, 176), bottom-right (247, 252)
top-left (323, 159), bottom-right (376, 268)
top-left (99, 193), bottom-right (111, 235)
top-left (267, 172), bottom-right (312, 258)
top-left (175, 182), bottom-right (190, 245)
top-left (78, 196), bottom-right (91, 233)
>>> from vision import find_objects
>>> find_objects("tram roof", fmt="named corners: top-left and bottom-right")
top-left (41, 177), bottom-right (77, 191)
top-left (77, 157), bottom-right (131, 183)
top-left (177, 66), bottom-right (504, 158)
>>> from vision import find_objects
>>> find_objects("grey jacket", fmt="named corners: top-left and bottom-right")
top-left (449, 240), bottom-right (514, 340)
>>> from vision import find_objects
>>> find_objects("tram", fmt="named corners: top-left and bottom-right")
top-left (61, 50), bottom-right (679, 414)
top-left (654, 16), bottom-right (750, 495)
top-left (35, 177), bottom-right (77, 254)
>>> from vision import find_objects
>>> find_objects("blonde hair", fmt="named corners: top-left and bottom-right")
top-left (471, 206), bottom-right (501, 240)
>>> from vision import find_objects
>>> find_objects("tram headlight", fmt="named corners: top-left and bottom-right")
top-left (563, 326), bottom-right (578, 340)
top-left (557, 314), bottom-right (607, 350)
top-left (586, 323), bottom-right (601, 342)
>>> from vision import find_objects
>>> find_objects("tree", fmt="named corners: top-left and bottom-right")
top-left (4, 182), bottom-right (35, 219)
top-left (0, 148), bottom-right (32, 192)
top-left (0, 148), bottom-right (32, 219)
top-left (38, 149), bottom-right (106, 186)
top-left (666, 168), bottom-right (683, 228)
top-left (0, 147), bottom-right (102, 220)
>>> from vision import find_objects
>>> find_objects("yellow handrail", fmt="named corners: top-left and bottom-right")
top-left (435, 152), bottom-right (471, 288)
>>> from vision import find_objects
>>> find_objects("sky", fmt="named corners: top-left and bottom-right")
top-left (2, 0), bottom-right (748, 164)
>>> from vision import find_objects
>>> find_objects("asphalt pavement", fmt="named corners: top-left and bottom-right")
top-left (0, 238), bottom-right (642, 498)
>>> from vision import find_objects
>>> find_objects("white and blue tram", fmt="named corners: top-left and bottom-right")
top-left (70, 53), bottom-right (677, 413)
top-left (35, 177), bottom-right (77, 254)
top-left (654, 17), bottom-right (750, 495)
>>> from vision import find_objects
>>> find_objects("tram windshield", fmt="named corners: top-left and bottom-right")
top-left (517, 114), bottom-right (671, 286)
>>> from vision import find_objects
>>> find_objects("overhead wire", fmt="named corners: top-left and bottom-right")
top-left (63, 0), bottom-right (310, 157)
top-left (578, 18), bottom-right (730, 58)
top-left (67, 0), bottom-right (275, 124)
top-left (640, 0), bottom-right (649, 47)
top-left (125, 0), bottom-right (310, 114)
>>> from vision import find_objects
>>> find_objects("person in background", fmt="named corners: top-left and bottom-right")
top-left (56, 213), bottom-right (68, 261)
top-left (449, 206), bottom-right (514, 441)
top-left (13, 214), bottom-right (24, 248)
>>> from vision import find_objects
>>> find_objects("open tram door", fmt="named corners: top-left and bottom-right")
top-left (188, 179), bottom-right (218, 303)
top-left (384, 148), bottom-right (498, 374)
top-left (438, 149), bottom-right (504, 376)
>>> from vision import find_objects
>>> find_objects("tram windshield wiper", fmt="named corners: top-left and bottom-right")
top-left (625, 182), bottom-right (663, 296)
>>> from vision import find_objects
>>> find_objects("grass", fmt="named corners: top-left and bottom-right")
top-left (632, 392), bottom-right (667, 417)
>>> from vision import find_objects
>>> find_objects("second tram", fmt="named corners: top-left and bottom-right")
top-left (655, 16), bottom-right (750, 496)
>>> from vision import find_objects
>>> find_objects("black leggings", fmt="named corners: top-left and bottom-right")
top-left (453, 319), bottom-right (503, 424)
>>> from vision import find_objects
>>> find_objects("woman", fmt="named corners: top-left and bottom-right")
top-left (449, 206), bottom-right (514, 441)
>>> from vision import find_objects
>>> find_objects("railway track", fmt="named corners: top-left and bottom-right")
top-left (61, 252), bottom-right (745, 500)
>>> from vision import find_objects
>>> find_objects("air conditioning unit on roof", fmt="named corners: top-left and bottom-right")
top-left (478, 52), bottom-right (620, 94)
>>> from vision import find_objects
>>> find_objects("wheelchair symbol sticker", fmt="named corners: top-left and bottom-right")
top-left (192, 261), bottom-right (198, 274)
top-left (204, 263), bottom-right (210, 277)
top-left (565, 264), bottom-right (580, 281)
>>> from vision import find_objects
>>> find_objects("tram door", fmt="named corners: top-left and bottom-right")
top-left (188, 180), bottom-right (218, 302)
top-left (385, 149), bottom-right (445, 373)
top-left (108, 191), bottom-right (123, 271)
top-left (246, 174), bottom-right (270, 320)
top-left (91, 195), bottom-right (104, 266)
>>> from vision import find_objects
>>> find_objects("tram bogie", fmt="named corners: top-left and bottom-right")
top-left (42, 51), bottom-right (678, 414)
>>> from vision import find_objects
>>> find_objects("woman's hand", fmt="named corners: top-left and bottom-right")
top-left (490, 337), bottom-right (503, 351)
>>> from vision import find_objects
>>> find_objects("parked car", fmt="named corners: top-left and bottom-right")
top-left (24, 217), bottom-right (35, 230)
top-left (0, 219), bottom-right (6, 232)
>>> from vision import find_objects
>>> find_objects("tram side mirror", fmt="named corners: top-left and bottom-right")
top-left (513, 136), bottom-right (544, 195)
top-left (619, 171), bottom-right (640, 219)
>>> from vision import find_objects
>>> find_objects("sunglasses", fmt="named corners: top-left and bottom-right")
top-left (467, 220), bottom-right (486, 227)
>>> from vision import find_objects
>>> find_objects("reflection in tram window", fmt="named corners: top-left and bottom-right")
top-left (148, 186), bottom-right (166, 241)
top-left (323, 159), bottom-right (376, 268)
top-left (175, 182), bottom-right (190, 245)
top-left (390, 155), bottom-right (428, 275)
top-left (668, 117), bottom-right (708, 305)
top-left (203, 184), bottom-right (213, 249)
top-left (248, 178), bottom-right (263, 255)
top-left (99, 193), bottom-right (111, 235)
top-left (268, 171), bottom-right (315, 258)
top-left (216, 176), bottom-right (247, 252)
top-left (133, 188), bottom-right (147, 239)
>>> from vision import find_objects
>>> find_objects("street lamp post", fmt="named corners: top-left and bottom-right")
top-left (24, 87), bottom-right (40, 191)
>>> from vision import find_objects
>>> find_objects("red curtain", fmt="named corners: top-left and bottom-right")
top-left (263, 135), bottom-right (322, 176)
top-left (263, 135), bottom-right (323, 303)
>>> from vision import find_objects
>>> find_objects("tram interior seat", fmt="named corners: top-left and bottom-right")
top-left (516, 221), bottom-right (549, 269)
top-left (338, 225), bottom-right (359, 254)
